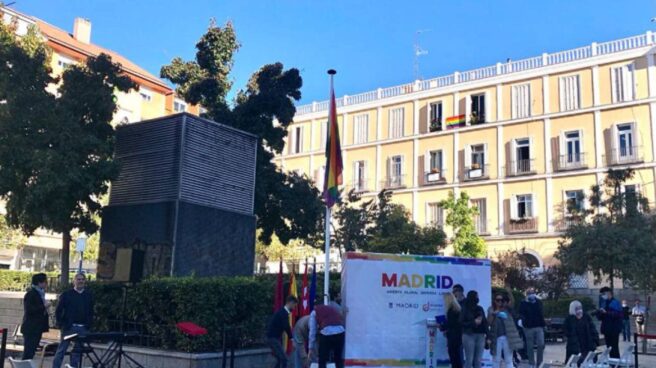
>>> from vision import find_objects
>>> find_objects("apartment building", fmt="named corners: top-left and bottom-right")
top-left (0, 6), bottom-right (199, 271)
top-left (276, 32), bottom-right (656, 275)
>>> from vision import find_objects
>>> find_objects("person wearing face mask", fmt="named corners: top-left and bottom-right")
top-left (487, 292), bottom-right (523, 368)
top-left (596, 286), bottom-right (623, 359)
top-left (564, 300), bottom-right (598, 367)
top-left (461, 290), bottom-right (488, 368)
top-left (518, 287), bottom-right (546, 368)
top-left (621, 299), bottom-right (631, 342)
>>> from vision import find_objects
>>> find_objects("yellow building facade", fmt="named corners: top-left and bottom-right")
top-left (276, 32), bottom-right (656, 269)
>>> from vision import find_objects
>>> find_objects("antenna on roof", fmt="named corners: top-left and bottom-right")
top-left (414, 29), bottom-right (430, 81)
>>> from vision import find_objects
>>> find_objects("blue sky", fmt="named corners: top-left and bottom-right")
top-left (14, 0), bottom-right (656, 106)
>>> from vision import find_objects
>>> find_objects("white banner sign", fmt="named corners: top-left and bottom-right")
top-left (342, 252), bottom-right (492, 367)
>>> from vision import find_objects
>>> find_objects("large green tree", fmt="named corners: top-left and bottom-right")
top-left (0, 20), bottom-right (136, 283)
top-left (556, 168), bottom-right (656, 291)
top-left (334, 189), bottom-right (446, 255)
top-left (439, 191), bottom-right (486, 258)
top-left (161, 21), bottom-right (324, 245)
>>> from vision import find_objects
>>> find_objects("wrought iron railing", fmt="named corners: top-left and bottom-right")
top-left (508, 217), bottom-right (539, 234)
top-left (558, 153), bottom-right (587, 171)
top-left (507, 159), bottom-right (536, 176)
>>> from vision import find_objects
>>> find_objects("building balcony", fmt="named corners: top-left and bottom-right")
top-left (346, 179), bottom-right (372, 194)
top-left (508, 217), bottom-right (539, 234)
top-left (382, 175), bottom-right (406, 190)
top-left (557, 153), bottom-right (588, 171)
top-left (429, 119), bottom-right (443, 132)
top-left (555, 216), bottom-right (583, 232)
top-left (507, 159), bottom-right (536, 176)
top-left (464, 164), bottom-right (490, 181)
top-left (424, 169), bottom-right (447, 185)
top-left (468, 112), bottom-right (486, 126)
top-left (606, 146), bottom-right (644, 166)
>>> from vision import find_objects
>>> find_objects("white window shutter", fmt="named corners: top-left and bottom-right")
top-left (352, 162), bottom-right (358, 188)
top-left (510, 139), bottom-right (518, 173)
top-left (510, 195), bottom-right (518, 220)
top-left (575, 75), bottom-right (581, 109)
top-left (558, 131), bottom-right (566, 159)
top-left (399, 108), bottom-right (405, 137)
top-left (578, 129), bottom-right (585, 159)
top-left (400, 155), bottom-right (405, 177)
top-left (583, 189), bottom-right (590, 211)
top-left (511, 85), bottom-right (517, 119)
top-left (299, 126), bottom-right (304, 152)
top-left (562, 190), bottom-right (567, 216)
top-left (364, 116), bottom-right (369, 143)
top-left (442, 150), bottom-right (447, 178)
top-left (559, 77), bottom-right (566, 111)
top-left (630, 121), bottom-right (639, 149)
top-left (611, 67), bottom-right (618, 103)
top-left (532, 194), bottom-right (538, 219)
top-left (483, 143), bottom-right (489, 166)
top-left (464, 145), bottom-right (472, 168)
top-left (529, 136), bottom-right (536, 161)
top-left (388, 110), bottom-right (393, 138)
top-left (526, 83), bottom-right (531, 117)
top-left (485, 91), bottom-right (491, 122)
top-left (424, 151), bottom-right (431, 174)
top-left (465, 95), bottom-right (472, 124)
top-left (624, 65), bottom-right (635, 101)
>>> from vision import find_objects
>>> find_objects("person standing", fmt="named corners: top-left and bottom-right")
top-left (462, 290), bottom-right (487, 368)
top-left (597, 286), bottom-right (623, 359)
top-left (267, 296), bottom-right (298, 368)
top-left (621, 300), bottom-right (631, 342)
top-left (53, 273), bottom-right (94, 368)
top-left (292, 315), bottom-right (315, 368)
top-left (438, 292), bottom-right (463, 368)
top-left (564, 300), bottom-right (598, 367)
top-left (309, 301), bottom-right (345, 368)
top-left (21, 273), bottom-right (50, 360)
top-left (632, 299), bottom-right (647, 336)
top-left (518, 287), bottom-right (546, 368)
top-left (452, 284), bottom-right (466, 304)
top-left (488, 293), bottom-right (523, 368)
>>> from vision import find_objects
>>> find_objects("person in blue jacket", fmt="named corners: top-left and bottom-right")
top-left (597, 286), bottom-right (623, 359)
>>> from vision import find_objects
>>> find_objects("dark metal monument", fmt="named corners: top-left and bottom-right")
top-left (97, 113), bottom-right (258, 281)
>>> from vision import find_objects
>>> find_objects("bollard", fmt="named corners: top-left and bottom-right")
top-left (634, 332), bottom-right (639, 368)
top-left (0, 328), bottom-right (7, 365)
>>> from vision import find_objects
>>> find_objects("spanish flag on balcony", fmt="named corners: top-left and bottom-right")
top-left (323, 73), bottom-right (343, 208)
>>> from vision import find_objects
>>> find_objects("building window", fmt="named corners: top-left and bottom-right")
top-left (471, 198), bottom-right (487, 235)
top-left (57, 55), bottom-right (75, 69)
top-left (429, 101), bottom-right (443, 132)
top-left (511, 83), bottom-right (531, 119)
top-left (353, 161), bottom-right (367, 192)
top-left (610, 123), bottom-right (640, 164)
top-left (315, 165), bottom-right (325, 189)
top-left (511, 194), bottom-right (534, 219)
top-left (511, 137), bottom-right (533, 175)
top-left (425, 150), bottom-right (444, 183)
top-left (559, 75), bottom-right (580, 111)
top-left (465, 144), bottom-right (487, 179)
top-left (353, 114), bottom-right (368, 144)
top-left (387, 155), bottom-right (404, 188)
top-left (174, 99), bottom-right (187, 112)
top-left (564, 190), bottom-right (585, 214)
top-left (427, 203), bottom-right (444, 228)
top-left (559, 130), bottom-right (584, 169)
top-left (389, 107), bottom-right (404, 139)
top-left (470, 93), bottom-right (486, 124)
top-left (611, 64), bottom-right (634, 103)
top-left (139, 87), bottom-right (153, 102)
top-left (289, 126), bottom-right (304, 154)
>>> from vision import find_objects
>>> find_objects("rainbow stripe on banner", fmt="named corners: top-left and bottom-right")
top-left (344, 251), bottom-right (490, 266)
top-left (445, 114), bottom-right (466, 129)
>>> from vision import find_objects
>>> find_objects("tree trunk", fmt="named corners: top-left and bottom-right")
top-left (60, 230), bottom-right (71, 286)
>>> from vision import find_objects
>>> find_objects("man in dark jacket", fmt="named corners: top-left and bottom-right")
top-left (21, 273), bottom-right (50, 360)
top-left (267, 296), bottom-right (298, 368)
top-left (597, 286), bottom-right (623, 359)
top-left (518, 287), bottom-right (546, 368)
top-left (52, 273), bottom-right (94, 368)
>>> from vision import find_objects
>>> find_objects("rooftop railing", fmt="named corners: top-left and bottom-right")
top-left (295, 32), bottom-right (656, 116)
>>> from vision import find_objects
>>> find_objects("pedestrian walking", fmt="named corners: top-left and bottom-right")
top-left (462, 290), bottom-right (488, 368)
top-left (518, 287), bottom-right (546, 368)
top-left (52, 273), bottom-right (94, 368)
top-left (632, 299), bottom-right (647, 336)
top-left (21, 273), bottom-right (50, 360)
top-left (438, 292), bottom-right (463, 368)
top-left (596, 286), bottom-right (623, 359)
top-left (621, 300), bottom-right (631, 342)
top-left (564, 300), bottom-right (598, 367)
top-left (267, 295), bottom-right (298, 368)
top-left (488, 292), bottom-right (523, 368)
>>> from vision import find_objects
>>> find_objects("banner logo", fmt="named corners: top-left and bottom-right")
top-left (382, 272), bottom-right (453, 289)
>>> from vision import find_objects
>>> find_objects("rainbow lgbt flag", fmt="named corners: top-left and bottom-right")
top-left (322, 83), bottom-right (343, 207)
top-left (445, 114), bottom-right (466, 129)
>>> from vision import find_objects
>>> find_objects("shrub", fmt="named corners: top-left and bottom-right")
top-left (0, 270), bottom-right (59, 291)
top-left (542, 296), bottom-right (595, 318)
top-left (88, 272), bottom-right (341, 353)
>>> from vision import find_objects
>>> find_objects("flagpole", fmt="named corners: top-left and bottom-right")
top-left (324, 69), bottom-right (336, 305)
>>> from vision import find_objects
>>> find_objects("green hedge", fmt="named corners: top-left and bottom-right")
top-left (0, 270), bottom-right (59, 291)
top-left (89, 272), bottom-right (341, 353)
top-left (542, 297), bottom-right (595, 318)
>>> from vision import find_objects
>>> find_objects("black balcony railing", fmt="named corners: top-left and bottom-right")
top-left (558, 152), bottom-right (587, 171)
top-left (607, 146), bottom-right (644, 166)
top-left (555, 216), bottom-right (583, 232)
top-left (382, 175), bottom-right (406, 189)
top-left (508, 217), bottom-right (538, 234)
top-left (347, 179), bottom-right (371, 193)
top-left (508, 159), bottom-right (536, 176)
top-left (464, 164), bottom-right (490, 181)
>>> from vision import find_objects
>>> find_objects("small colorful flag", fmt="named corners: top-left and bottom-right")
top-left (301, 261), bottom-right (310, 316)
top-left (285, 266), bottom-right (298, 353)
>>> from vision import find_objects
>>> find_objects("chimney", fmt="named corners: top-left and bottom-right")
top-left (73, 18), bottom-right (91, 44)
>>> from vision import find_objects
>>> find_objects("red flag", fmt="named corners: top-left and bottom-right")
top-left (301, 261), bottom-right (310, 316)
top-left (323, 73), bottom-right (343, 207)
top-left (274, 259), bottom-right (283, 312)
